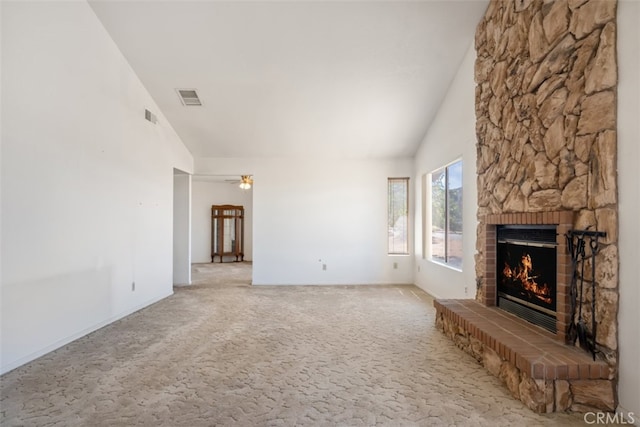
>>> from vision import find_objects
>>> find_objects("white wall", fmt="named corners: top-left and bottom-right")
top-left (195, 157), bottom-right (414, 285)
top-left (191, 178), bottom-right (254, 263)
top-left (0, 1), bottom-right (193, 374)
top-left (173, 171), bottom-right (192, 285)
top-left (412, 44), bottom-right (478, 299)
top-left (0, 0), bottom-right (4, 339)
top-left (617, 0), bottom-right (640, 417)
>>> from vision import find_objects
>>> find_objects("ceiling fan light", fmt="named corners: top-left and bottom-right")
top-left (239, 175), bottom-right (253, 190)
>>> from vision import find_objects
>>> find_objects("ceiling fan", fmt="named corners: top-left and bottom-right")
top-left (224, 175), bottom-right (253, 189)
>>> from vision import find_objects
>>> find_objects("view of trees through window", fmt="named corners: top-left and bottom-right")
top-left (431, 160), bottom-right (462, 269)
top-left (388, 178), bottom-right (409, 254)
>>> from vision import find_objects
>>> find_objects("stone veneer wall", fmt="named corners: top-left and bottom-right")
top-left (474, 0), bottom-right (619, 379)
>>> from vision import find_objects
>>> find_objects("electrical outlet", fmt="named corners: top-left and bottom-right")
top-left (418, 266), bottom-right (421, 272)
top-left (132, 281), bottom-right (136, 291)
top-left (322, 264), bottom-right (327, 271)
top-left (393, 262), bottom-right (398, 269)
top-left (464, 286), bottom-right (468, 295)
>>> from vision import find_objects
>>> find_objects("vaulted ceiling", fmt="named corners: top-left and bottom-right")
top-left (89, 0), bottom-right (488, 159)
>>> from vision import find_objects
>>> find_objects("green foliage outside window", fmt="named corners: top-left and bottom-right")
top-left (388, 178), bottom-right (409, 254)
top-left (431, 160), bottom-right (463, 269)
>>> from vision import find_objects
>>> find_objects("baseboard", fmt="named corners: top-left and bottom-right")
top-left (251, 282), bottom-right (415, 286)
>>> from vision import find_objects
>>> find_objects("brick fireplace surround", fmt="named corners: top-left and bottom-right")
top-left (481, 211), bottom-right (572, 343)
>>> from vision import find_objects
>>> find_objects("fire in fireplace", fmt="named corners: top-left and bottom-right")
top-left (497, 225), bottom-right (557, 333)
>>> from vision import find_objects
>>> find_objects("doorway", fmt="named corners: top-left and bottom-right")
top-left (191, 174), bottom-right (254, 283)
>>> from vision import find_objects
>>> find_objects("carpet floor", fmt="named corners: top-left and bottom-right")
top-left (1, 262), bottom-right (588, 426)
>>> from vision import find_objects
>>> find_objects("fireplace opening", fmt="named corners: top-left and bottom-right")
top-left (497, 225), bottom-right (557, 333)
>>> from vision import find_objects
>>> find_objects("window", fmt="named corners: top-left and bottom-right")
top-left (431, 160), bottom-right (462, 269)
top-left (388, 177), bottom-right (409, 254)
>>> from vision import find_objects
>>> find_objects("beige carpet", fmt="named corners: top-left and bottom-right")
top-left (1, 262), bottom-right (588, 426)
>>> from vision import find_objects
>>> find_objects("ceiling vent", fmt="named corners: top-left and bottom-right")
top-left (176, 89), bottom-right (202, 106)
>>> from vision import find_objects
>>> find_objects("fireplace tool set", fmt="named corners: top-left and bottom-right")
top-left (566, 229), bottom-right (606, 360)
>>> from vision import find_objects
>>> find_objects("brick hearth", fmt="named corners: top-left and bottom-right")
top-left (435, 299), bottom-right (609, 381)
top-left (434, 298), bottom-right (615, 413)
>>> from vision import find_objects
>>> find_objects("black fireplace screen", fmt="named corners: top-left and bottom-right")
top-left (497, 225), bottom-right (557, 332)
top-left (498, 242), bottom-right (557, 312)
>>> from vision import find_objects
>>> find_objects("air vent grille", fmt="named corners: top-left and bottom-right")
top-left (144, 109), bottom-right (157, 124)
top-left (176, 89), bottom-right (202, 106)
top-left (497, 225), bottom-right (557, 245)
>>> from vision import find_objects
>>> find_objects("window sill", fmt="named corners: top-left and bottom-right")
top-left (429, 258), bottom-right (463, 272)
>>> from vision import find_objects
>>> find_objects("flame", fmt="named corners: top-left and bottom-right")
top-left (502, 253), bottom-right (552, 304)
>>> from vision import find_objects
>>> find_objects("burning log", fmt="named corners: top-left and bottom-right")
top-left (502, 254), bottom-right (553, 305)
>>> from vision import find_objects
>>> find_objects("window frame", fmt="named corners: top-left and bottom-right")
top-left (387, 177), bottom-right (410, 255)
top-left (428, 159), bottom-right (463, 270)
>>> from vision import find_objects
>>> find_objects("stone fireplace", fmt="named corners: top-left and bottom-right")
top-left (435, 0), bottom-right (619, 414)
top-left (473, 0), bottom-right (619, 370)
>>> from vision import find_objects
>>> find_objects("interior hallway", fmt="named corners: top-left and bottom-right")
top-left (0, 263), bottom-right (587, 426)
